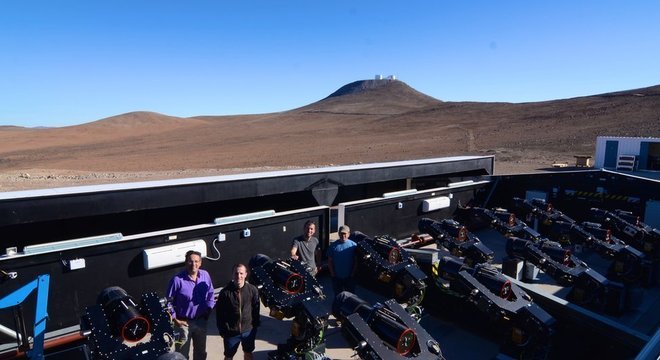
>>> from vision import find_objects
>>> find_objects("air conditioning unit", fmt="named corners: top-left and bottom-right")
top-left (143, 239), bottom-right (207, 270)
top-left (422, 196), bottom-right (451, 212)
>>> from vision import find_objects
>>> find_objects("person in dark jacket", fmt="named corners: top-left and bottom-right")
top-left (215, 263), bottom-right (260, 360)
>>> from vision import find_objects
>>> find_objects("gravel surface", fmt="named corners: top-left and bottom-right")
top-left (0, 160), bottom-right (555, 192)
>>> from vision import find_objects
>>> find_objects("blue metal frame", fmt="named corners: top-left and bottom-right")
top-left (0, 275), bottom-right (50, 359)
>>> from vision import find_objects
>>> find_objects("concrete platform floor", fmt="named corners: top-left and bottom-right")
top-left (182, 274), bottom-right (499, 360)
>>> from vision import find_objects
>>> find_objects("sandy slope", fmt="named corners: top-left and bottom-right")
top-left (0, 161), bottom-right (559, 192)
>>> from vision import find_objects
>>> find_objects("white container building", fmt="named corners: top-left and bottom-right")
top-left (594, 136), bottom-right (660, 171)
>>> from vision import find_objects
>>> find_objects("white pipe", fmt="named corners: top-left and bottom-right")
top-left (0, 323), bottom-right (21, 341)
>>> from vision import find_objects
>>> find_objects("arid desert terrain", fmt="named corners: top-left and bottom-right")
top-left (1, 79), bottom-right (659, 191)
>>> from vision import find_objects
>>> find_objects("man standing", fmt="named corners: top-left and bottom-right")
top-left (216, 263), bottom-right (261, 360)
top-left (327, 225), bottom-right (358, 295)
top-left (290, 220), bottom-right (321, 276)
top-left (166, 250), bottom-right (215, 360)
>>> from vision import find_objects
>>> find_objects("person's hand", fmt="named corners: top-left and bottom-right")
top-left (174, 318), bottom-right (189, 327)
top-left (291, 254), bottom-right (299, 260)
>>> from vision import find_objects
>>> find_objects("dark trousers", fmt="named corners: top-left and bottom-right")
top-left (331, 276), bottom-right (356, 296)
top-left (176, 318), bottom-right (208, 360)
top-left (222, 328), bottom-right (257, 357)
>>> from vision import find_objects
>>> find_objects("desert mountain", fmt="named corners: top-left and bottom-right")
top-left (300, 79), bottom-right (442, 114)
top-left (0, 79), bottom-right (659, 190)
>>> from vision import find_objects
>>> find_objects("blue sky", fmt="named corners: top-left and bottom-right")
top-left (1, 1), bottom-right (659, 127)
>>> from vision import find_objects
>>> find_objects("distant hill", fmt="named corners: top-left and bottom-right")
top-left (0, 79), bottom-right (658, 190)
top-left (296, 79), bottom-right (441, 114)
top-left (83, 111), bottom-right (196, 128)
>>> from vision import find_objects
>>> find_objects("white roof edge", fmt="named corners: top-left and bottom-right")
top-left (596, 136), bottom-right (660, 140)
top-left (0, 156), bottom-right (493, 200)
top-left (601, 168), bottom-right (660, 182)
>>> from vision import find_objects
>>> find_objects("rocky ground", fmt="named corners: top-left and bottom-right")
top-left (0, 159), bottom-right (564, 192)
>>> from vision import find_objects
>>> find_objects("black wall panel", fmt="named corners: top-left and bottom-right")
top-left (0, 207), bottom-right (328, 335)
top-left (341, 185), bottom-right (483, 240)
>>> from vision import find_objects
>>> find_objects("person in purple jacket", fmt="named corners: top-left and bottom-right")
top-left (167, 250), bottom-right (216, 360)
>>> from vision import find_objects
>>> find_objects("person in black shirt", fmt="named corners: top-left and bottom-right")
top-left (215, 263), bottom-right (260, 360)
